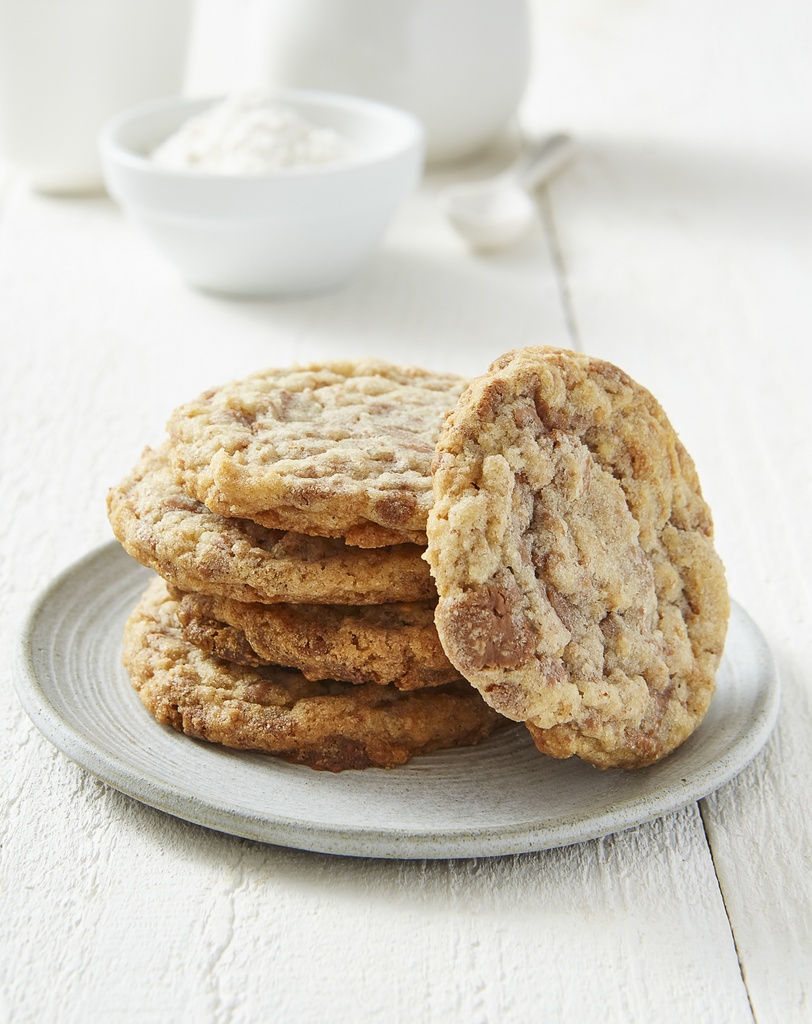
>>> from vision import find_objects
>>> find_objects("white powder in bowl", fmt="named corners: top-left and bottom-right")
top-left (151, 91), bottom-right (351, 174)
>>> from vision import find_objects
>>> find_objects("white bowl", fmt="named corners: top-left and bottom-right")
top-left (98, 91), bottom-right (424, 296)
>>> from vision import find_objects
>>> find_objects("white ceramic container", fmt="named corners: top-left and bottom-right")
top-left (260, 0), bottom-right (531, 163)
top-left (0, 0), bottom-right (192, 194)
top-left (99, 91), bottom-right (425, 297)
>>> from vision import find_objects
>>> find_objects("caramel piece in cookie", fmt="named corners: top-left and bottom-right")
top-left (166, 359), bottom-right (467, 547)
top-left (174, 590), bottom-right (459, 690)
top-left (108, 445), bottom-right (435, 605)
top-left (426, 346), bottom-right (729, 769)
top-left (124, 579), bottom-right (502, 771)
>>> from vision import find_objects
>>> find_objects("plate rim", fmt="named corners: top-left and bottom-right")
top-left (13, 541), bottom-right (782, 859)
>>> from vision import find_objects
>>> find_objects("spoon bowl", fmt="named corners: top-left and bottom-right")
top-left (442, 133), bottom-right (576, 250)
top-left (445, 179), bottom-right (537, 249)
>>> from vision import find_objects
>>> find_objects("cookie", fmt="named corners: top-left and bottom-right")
top-left (108, 445), bottom-right (435, 605)
top-left (426, 346), bottom-right (729, 769)
top-left (166, 359), bottom-right (468, 548)
top-left (123, 579), bottom-right (502, 771)
top-left (174, 590), bottom-right (459, 690)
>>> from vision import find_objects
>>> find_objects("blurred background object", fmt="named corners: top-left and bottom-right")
top-left (0, 0), bottom-right (192, 194)
top-left (256, 0), bottom-right (532, 164)
top-left (99, 91), bottom-right (424, 296)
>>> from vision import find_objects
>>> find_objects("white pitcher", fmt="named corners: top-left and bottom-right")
top-left (260, 0), bottom-right (531, 163)
top-left (0, 0), bottom-right (192, 193)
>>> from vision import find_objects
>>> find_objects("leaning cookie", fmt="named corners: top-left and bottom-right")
top-left (426, 346), bottom-right (730, 770)
top-left (166, 359), bottom-right (468, 548)
top-left (124, 579), bottom-right (502, 771)
top-left (108, 445), bottom-right (435, 605)
top-left (175, 590), bottom-right (460, 690)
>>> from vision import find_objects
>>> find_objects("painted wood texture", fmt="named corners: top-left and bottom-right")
top-left (1, 0), bottom-right (809, 1021)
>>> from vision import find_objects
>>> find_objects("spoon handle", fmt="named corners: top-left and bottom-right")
top-left (516, 133), bottom-right (577, 191)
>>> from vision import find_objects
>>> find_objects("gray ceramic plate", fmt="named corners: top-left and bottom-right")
top-left (14, 542), bottom-right (780, 860)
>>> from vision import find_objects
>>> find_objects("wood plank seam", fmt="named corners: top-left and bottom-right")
top-left (699, 801), bottom-right (757, 1022)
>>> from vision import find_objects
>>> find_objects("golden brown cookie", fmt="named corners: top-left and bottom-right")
top-left (123, 578), bottom-right (502, 771)
top-left (108, 445), bottom-right (435, 605)
top-left (426, 346), bottom-right (729, 770)
top-left (174, 590), bottom-right (459, 690)
top-left (166, 359), bottom-right (467, 548)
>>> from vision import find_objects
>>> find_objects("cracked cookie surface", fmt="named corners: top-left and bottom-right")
top-left (108, 445), bottom-right (435, 605)
top-left (175, 590), bottom-right (459, 690)
top-left (166, 359), bottom-right (467, 547)
top-left (426, 346), bottom-right (730, 769)
top-left (124, 578), bottom-right (502, 771)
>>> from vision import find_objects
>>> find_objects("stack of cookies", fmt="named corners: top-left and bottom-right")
top-left (109, 349), bottom-right (731, 773)
top-left (108, 360), bottom-right (504, 771)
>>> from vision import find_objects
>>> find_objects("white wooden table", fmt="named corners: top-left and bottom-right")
top-left (2, 1), bottom-right (810, 1021)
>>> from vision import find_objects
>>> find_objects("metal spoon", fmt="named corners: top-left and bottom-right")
top-left (442, 133), bottom-right (576, 250)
